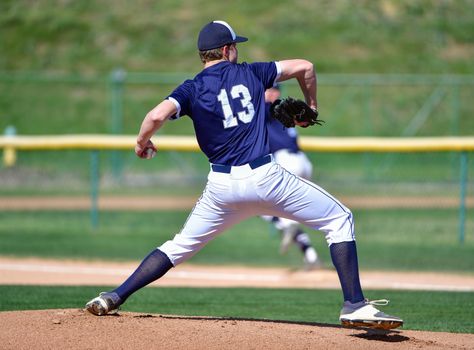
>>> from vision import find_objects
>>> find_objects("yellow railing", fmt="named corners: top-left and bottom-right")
top-left (1, 135), bottom-right (474, 152)
top-left (1, 134), bottom-right (472, 242)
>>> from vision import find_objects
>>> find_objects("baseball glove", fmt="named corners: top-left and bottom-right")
top-left (270, 97), bottom-right (323, 128)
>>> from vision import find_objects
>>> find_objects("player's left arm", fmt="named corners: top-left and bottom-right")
top-left (277, 59), bottom-right (317, 111)
top-left (135, 100), bottom-right (177, 159)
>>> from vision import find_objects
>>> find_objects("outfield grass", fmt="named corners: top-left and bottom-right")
top-left (0, 285), bottom-right (472, 333)
top-left (2, 3), bottom-right (472, 335)
top-left (2, 1), bottom-right (474, 73)
top-left (1, 2), bottom-right (473, 207)
top-left (2, 1), bottom-right (474, 137)
top-left (0, 208), bottom-right (472, 272)
top-left (1, 150), bottom-right (471, 199)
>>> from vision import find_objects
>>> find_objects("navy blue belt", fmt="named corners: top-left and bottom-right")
top-left (288, 149), bottom-right (300, 154)
top-left (211, 154), bottom-right (272, 174)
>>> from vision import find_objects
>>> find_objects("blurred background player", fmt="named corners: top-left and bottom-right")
top-left (263, 84), bottom-right (322, 269)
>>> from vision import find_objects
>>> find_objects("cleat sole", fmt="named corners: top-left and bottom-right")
top-left (341, 319), bottom-right (403, 330)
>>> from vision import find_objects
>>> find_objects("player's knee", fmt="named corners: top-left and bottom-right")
top-left (159, 233), bottom-right (208, 266)
top-left (341, 209), bottom-right (354, 235)
top-left (324, 209), bottom-right (354, 244)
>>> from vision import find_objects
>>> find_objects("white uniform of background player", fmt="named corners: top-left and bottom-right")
top-left (263, 85), bottom-right (321, 268)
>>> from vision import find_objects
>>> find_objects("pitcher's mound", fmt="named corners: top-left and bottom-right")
top-left (1, 309), bottom-right (472, 349)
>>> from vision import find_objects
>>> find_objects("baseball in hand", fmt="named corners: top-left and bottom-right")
top-left (145, 148), bottom-right (156, 159)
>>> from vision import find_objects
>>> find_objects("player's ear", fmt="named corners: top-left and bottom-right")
top-left (222, 45), bottom-right (231, 59)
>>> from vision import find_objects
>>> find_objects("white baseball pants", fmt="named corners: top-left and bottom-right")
top-left (159, 157), bottom-right (354, 266)
top-left (261, 148), bottom-right (313, 230)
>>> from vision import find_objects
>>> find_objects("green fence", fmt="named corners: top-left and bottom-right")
top-left (1, 134), bottom-right (473, 243)
top-left (2, 70), bottom-right (474, 137)
top-left (0, 71), bottom-right (473, 243)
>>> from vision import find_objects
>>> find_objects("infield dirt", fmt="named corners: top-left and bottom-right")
top-left (1, 308), bottom-right (473, 350)
top-left (1, 193), bottom-right (473, 349)
top-left (1, 257), bottom-right (474, 349)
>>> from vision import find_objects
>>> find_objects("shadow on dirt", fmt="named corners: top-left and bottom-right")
top-left (146, 314), bottom-right (410, 343)
top-left (144, 313), bottom-right (409, 343)
top-left (145, 313), bottom-right (345, 329)
top-left (350, 329), bottom-right (409, 343)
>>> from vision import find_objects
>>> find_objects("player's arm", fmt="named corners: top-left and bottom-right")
top-left (135, 99), bottom-right (177, 158)
top-left (277, 59), bottom-right (317, 110)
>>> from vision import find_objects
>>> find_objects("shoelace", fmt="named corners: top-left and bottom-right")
top-left (366, 298), bottom-right (389, 306)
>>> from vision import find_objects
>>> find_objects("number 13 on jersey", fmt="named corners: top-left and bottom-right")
top-left (217, 84), bottom-right (255, 129)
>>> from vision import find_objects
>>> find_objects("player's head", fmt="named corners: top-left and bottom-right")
top-left (265, 83), bottom-right (281, 103)
top-left (197, 20), bottom-right (248, 64)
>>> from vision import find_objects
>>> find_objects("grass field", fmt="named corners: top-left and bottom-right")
top-left (1, 1), bottom-right (473, 338)
top-left (1, 150), bottom-right (472, 197)
top-left (2, 1), bottom-right (474, 74)
top-left (0, 209), bottom-right (473, 272)
top-left (1, 0), bottom-right (474, 137)
top-left (0, 285), bottom-right (473, 333)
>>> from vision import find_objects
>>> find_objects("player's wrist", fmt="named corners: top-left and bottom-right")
top-left (136, 138), bottom-right (148, 149)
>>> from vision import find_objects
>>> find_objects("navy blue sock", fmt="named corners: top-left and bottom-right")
top-left (330, 241), bottom-right (364, 304)
top-left (113, 248), bottom-right (173, 302)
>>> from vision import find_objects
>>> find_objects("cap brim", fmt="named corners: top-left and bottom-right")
top-left (233, 36), bottom-right (248, 44)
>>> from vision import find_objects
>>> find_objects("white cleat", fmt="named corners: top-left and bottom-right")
top-left (339, 299), bottom-right (403, 330)
top-left (85, 292), bottom-right (122, 316)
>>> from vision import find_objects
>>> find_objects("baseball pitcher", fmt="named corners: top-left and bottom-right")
top-left (85, 20), bottom-right (402, 330)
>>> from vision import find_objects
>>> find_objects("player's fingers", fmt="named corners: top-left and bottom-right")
top-left (135, 145), bottom-right (145, 158)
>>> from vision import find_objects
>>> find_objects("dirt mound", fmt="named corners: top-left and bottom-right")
top-left (1, 309), bottom-right (472, 350)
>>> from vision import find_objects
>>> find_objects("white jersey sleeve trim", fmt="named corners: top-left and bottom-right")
top-left (167, 97), bottom-right (182, 120)
top-left (274, 61), bottom-right (282, 85)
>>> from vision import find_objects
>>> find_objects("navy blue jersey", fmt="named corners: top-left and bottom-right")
top-left (265, 102), bottom-right (300, 153)
top-left (167, 61), bottom-right (280, 165)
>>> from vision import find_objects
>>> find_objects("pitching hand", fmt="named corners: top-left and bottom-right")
top-left (135, 140), bottom-right (157, 159)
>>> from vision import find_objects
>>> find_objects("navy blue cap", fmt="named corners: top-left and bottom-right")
top-left (197, 20), bottom-right (248, 51)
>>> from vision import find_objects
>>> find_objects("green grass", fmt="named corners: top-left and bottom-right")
top-left (2, 0), bottom-right (474, 73)
top-left (1, 2), bottom-right (473, 335)
top-left (1, 150), bottom-right (471, 197)
top-left (2, 75), bottom-right (474, 137)
top-left (1, 0), bottom-right (474, 137)
top-left (0, 208), bottom-right (472, 272)
top-left (1, 1), bottom-right (473, 204)
top-left (0, 285), bottom-right (472, 333)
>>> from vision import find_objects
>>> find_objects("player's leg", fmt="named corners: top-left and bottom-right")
top-left (272, 216), bottom-right (321, 268)
top-left (158, 197), bottom-right (250, 266)
top-left (272, 150), bottom-right (320, 266)
top-left (260, 165), bottom-right (402, 328)
top-left (271, 217), bottom-right (298, 254)
top-left (85, 248), bottom-right (172, 316)
top-left (290, 153), bottom-right (323, 267)
top-left (86, 179), bottom-right (250, 316)
top-left (263, 168), bottom-right (363, 299)
top-left (293, 228), bottom-right (322, 268)
top-left (261, 213), bottom-right (300, 255)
